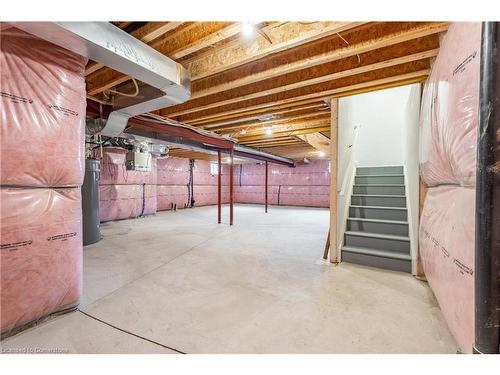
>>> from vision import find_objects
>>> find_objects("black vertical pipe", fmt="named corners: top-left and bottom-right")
top-left (474, 21), bottom-right (500, 354)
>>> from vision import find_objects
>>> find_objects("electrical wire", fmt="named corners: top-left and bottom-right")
top-left (108, 77), bottom-right (140, 97)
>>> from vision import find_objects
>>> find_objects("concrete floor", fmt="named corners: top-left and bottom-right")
top-left (1, 205), bottom-right (458, 354)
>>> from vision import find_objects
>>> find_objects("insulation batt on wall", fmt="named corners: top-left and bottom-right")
top-left (235, 160), bottom-right (330, 208)
top-left (96, 147), bottom-right (157, 222)
top-left (418, 22), bottom-right (481, 353)
top-left (0, 27), bottom-right (87, 336)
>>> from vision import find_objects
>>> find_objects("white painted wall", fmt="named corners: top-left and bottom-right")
top-left (336, 83), bottom-right (421, 265)
top-left (348, 85), bottom-right (419, 166)
top-left (336, 99), bottom-right (359, 255)
top-left (402, 84), bottom-right (422, 273)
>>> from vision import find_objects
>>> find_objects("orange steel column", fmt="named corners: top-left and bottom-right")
top-left (265, 161), bottom-right (268, 213)
top-left (217, 150), bottom-right (221, 224)
top-left (229, 149), bottom-right (234, 225)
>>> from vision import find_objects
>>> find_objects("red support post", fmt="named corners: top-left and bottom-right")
top-left (217, 150), bottom-right (221, 224)
top-left (265, 161), bottom-right (268, 213)
top-left (229, 149), bottom-right (234, 225)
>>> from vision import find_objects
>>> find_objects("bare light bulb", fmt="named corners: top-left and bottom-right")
top-left (241, 22), bottom-right (255, 37)
top-left (265, 127), bottom-right (273, 135)
top-left (240, 129), bottom-right (247, 135)
top-left (318, 151), bottom-right (325, 157)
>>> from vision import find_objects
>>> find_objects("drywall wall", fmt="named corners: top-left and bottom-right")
top-left (336, 98), bottom-right (359, 253)
top-left (343, 84), bottom-right (422, 167)
top-left (402, 84), bottom-right (422, 271)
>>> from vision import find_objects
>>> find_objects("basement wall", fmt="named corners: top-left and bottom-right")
top-left (418, 22), bottom-right (481, 353)
top-left (97, 156), bottom-right (330, 221)
top-left (234, 160), bottom-right (330, 207)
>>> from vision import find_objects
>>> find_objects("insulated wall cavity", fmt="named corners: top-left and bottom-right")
top-left (96, 147), bottom-right (157, 221)
top-left (156, 156), bottom-right (190, 211)
top-left (1, 188), bottom-right (83, 335)
top-left (235, 160), bottom-right (330, 208)
top-left (192, 160), bottom-right (230, 207)
top-left (418, 22), bottom-right (481, 353)
top-left (0, 27), bottom-right (87, 187)
top-left (419, 23), bottom-right (481, 188)
top-left (0, 27), bottom-right (86, 336)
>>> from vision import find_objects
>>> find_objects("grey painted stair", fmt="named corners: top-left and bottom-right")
top-left (347, 217), bottom-right (409, 236)
top-left (351, 194), bottom-right (406, 207)
top-left (344, 231), bottom-right (410, 253)
top-left (342, 165), bottom-right (411, 273)
top-left (356, 166), bottom-right (404, 175)
top-left (342, 246), bottom-right (412, 273)
top-left (353, 184), bottom-right (405, 195)
top-left (355, 175), bottom-right (405, 184)
top-left (349, 205), bottom-right (408, 221)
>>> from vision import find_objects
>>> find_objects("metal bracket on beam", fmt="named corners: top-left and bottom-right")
top-left (11, 22), bottom-right (191, 136)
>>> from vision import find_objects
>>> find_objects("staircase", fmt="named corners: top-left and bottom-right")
top-left (342, 166), bottom-right (412, 273)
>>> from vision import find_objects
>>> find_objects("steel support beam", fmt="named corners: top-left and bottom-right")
top-left (218, 150), bottom-right (222, 224)
top-left (265, 161), bottom-right (269, 213)
top-left (230, 149), bottom-right (234, 226)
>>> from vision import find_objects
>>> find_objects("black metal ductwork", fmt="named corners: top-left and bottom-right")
top-left (474, 21), bottom-right (500, 354)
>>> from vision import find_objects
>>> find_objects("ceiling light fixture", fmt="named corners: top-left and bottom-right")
top-left (265, 127), bottom-right (273, 135)
top-left (240, 129), bottom-right (247, 135)
top-left (318, 151), bottom-right (325, 157)
top-left (241, 22), bottom-right (255, 37)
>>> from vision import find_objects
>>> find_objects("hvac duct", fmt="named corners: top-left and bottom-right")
top-left (10, 22), bottom-right (191, 135)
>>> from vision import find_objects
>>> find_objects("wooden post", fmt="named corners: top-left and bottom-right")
top-left (329, 98), bottom-right (339, 263)
top-left (265, 161), bottom-right (268, 213)
top-left (229, 148), bottom-right (234, 225)
top-left (217, 150), bottom-right (222, 224)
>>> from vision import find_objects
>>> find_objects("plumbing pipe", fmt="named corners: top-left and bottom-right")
top-left (474, 21), bottom-right (500, 354)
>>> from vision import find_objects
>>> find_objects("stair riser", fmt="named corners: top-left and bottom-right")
top-left (347, 220), bottom-right (409, 236)
top-left (356, 166), bottom-right (404, 175)
top-left (342, 251), bottom-right (412, 273)
top-left (349, 206), bottom-right (408, 221)
top-left (344, 234), bottom-right (410, 253)
top-left (353, 185), bottom-right (405, 195)
top-left (351, 195), bottom-right (407, 207)
top-left (355, 176), bottom-right (405, 184)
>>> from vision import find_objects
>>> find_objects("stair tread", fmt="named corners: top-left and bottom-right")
top-left (352, 194), bottom-right (406, 198)
top-left (347, 217), bottom-right (408, 225)
top-left (355, 174), bottom-right (405, 177)
top-left (345, 231), bottom-right (410, 241)
top-left (354, 184), bottom-right (405, 187)
top-left (350, 205), bottom-right (407, 211)
top-left (342, 245), bottom-right (412, 260)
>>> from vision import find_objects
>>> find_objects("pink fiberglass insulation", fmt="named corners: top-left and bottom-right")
top-left (235, 160), bottom-right (330, 207)
top-left (0, 27), bottom-right (87, 187)
top-left (235, 186), bottom-right (280, 205)
top-left (193, 185), bottom-right (230, 207)
top-left (157, 185), bottom-right (190, 210)
top-left (279, 185), bottom-right (330, 207)
top-left (239, 160), bottom-right (330, 186)
top-left (157, 156), bottom-right (190, 185)
top-left (1, 188), bottom-right (82, 335)
top-left (419, 22), bottom-right (481, 187)
top-left (419, 185), bottom-right (475, 352)
top-left (97, 147), bottom-right (157, 185)
top-left (99, 184), bottom-right (157, 222)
